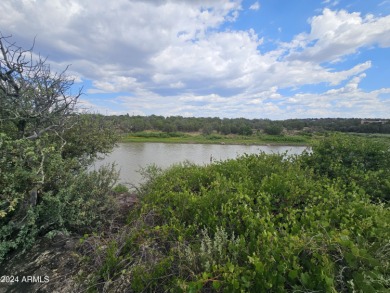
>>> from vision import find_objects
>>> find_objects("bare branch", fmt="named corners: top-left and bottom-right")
top-left (0, 33), bottom-right (82, 139)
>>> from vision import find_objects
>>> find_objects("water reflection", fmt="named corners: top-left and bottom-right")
top-left (92, 143), bottom-right (308, 186)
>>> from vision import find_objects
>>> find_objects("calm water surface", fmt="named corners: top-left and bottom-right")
top-left (92, 143), bottom-right (308, 186)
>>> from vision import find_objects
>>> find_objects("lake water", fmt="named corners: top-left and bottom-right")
top-left (92, 143), bottom-right (309, 186)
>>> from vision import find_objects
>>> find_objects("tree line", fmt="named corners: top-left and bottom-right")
top-left (96, 114), bottom-right (390, 135)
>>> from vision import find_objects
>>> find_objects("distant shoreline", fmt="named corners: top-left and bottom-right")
top-left (120, 132), bottom-right (312, 146)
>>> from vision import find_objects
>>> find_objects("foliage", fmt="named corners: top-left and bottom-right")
top-left (37, 165), bottom-right (119, 233)
top-left (0, 34), bottom-right (118, 262)
top-left (80, 135), bottom-right (389, 292)
top-left (0, 33), bottom-right (80, 140)
top-left (201, 124), bottom-right (213, 136)
top-left (264, 124), bottom-right (284, 135)
top-left (112, 183), bottom-right (129, 194)
top-left (101, 114), bottom-right (390, 137)
top-left (128, 131), bottom-right (188, 139)
top-left (61, 114), bottom-right (119, 164)
top-left (258, 134), bottom-right (308, 143)
top-left (123, 131), bottom-right (312, 146)
top-left (300, 133), bottom-right (390, 203)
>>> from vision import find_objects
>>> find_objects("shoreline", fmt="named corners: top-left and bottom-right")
top-left (120, 140), bottom-right (310, 147)
top-left (120, 135), bottom-right (312, 146)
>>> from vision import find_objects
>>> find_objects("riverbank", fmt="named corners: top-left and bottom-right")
top-left (121, 131), bottom-right (313, 146)
top-left (82, 134), bottom-right (390, 292)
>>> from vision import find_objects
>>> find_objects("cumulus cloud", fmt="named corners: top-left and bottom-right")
top-left (0, 1), bottom-right (389, 118)
top-left (0, 0), bottom-right (241, 72)
top-left (278, 75), bottom-right (390, 118)
top-left (285, 8), bottom-right (390, 63)
top-left (84, 72), bottom-right (389, 119)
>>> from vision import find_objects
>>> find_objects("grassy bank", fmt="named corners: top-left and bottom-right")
top-left (121, 131), bottom-right (313, 145)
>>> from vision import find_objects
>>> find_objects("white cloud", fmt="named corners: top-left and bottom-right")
top-left (276, 74), bottom-right (390, 118)
top-left (249, 1), bottom-right (260, 11)
top-left (286, 8), bottom-right (390, 62)
top-left (0, 1), bottom-right (389, 119)
top-left (149, 29), bottom-right (262, 87)
top-left (87, 76), bottom-right (140, 94)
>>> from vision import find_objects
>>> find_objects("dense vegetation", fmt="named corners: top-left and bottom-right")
top-left (0, 34), bottom-right (119, 263)
top-left (80, 134), bottom-right (389, 292)
top-left (122, 131), bottom-right (312, 145)
top-left (101, 114), bottom-right (390, 136)
top-left (1, 34), bottom-right (389, 292)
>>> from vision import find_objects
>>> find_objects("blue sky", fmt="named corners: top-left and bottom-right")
top-left (1, 0), bottom-right (390, 119)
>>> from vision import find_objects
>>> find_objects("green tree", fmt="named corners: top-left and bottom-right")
top-left (201, 123), bottom-right (213, 135)
top-left (220, 124), bottom-right (230, 135)
top-left (239, 123), bottom-right (253, 135)
top-left (0, 33), bottom-right (118, 262)
top-left (264, 123), bottom-right (283, 135)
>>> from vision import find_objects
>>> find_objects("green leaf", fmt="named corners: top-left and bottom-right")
top-left (212, 280), bottom-right (221, 290)
top-left (300, 272), bottom-right (310, 286)
top-left (288, 270), bottom-right (298, 280)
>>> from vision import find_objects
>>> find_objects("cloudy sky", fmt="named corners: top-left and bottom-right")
top-left (1, 0), bottom-right (390, 119)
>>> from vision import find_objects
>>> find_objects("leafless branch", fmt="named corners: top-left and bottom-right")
top-left (0, 32), bottom-right (82, 139)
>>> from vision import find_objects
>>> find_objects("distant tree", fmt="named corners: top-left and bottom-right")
top-left (238, 124), bottom-right (253, 136)
top-left (264, 124), bottom-right (283, 135)
top-left (283, 119), bottom-right (305, 131)
top-left (163, 122), bottom-right (177, 133)
top-left (201, 123), bottom-right (213, 135)
top-left (220, 123), bottom-right (231, 135)
top-left (149, 115), bottom-right (165, 131)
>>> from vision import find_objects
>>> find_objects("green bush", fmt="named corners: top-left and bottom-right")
top-left (0, 132), bottom-right (119, 261)
top-left (264, 124), bottom-right (284, 135)
top-left (258, 134), bottom-right (308, 143)
top-left (81, 135), bottom-right (389, 292)
top-left (37, 165), bottom-right (119, 234)
top-left (204, 134), bottom-right (223, 140)
top-left (300, 133), bottom-right (390, 203)
top-left (130, 131), bottom-right (186, 138)
top-left (112, 183), bottom-right (129, 193)
top-left (0, 35), bottom-right (119, 263)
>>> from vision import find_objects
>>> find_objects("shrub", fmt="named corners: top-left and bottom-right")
top-left (0, 133), bottom-right (119, 261)
top-left (264, 124), bottom-right (284, 135)
top-left (300, 133), bottom-right (390, 203)
top-left (0, 35), bottom-right (118, 263)
top-left (80, 136), bottom-right (389, 292)
top-left (112, 183), bottom-right (129, 194)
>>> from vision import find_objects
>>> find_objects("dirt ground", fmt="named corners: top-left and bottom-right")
top-left (0, 192), bottom-right (138, 293)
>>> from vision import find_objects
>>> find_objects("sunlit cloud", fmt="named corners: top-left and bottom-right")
top-left (0, 0), bottom-right (389, 119)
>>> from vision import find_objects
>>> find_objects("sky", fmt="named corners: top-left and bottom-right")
top-left (1, 0), bottom-right (390, 119)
